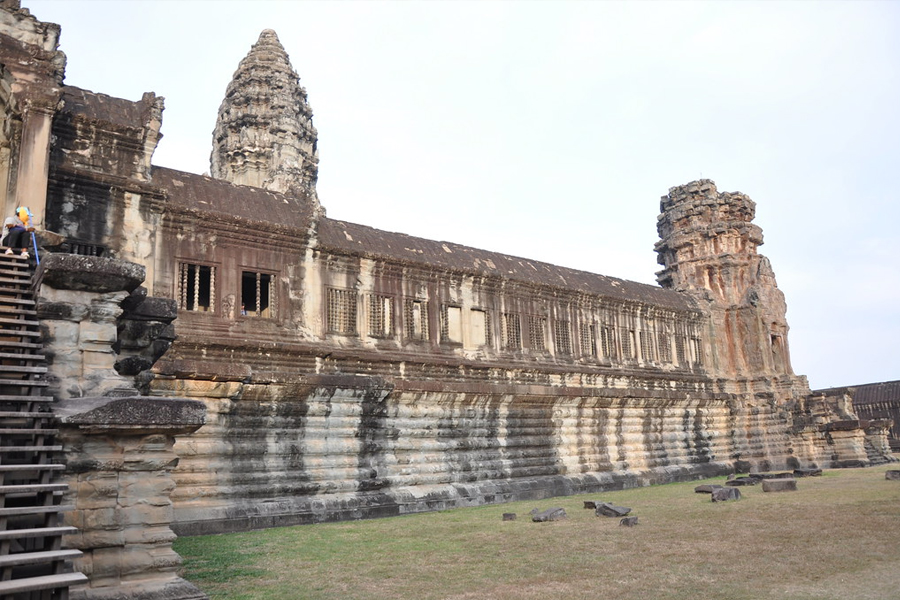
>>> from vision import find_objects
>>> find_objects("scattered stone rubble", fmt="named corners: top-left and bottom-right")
top-left (711, 488), bottom-right (742, 502)
top-left (530, 508), bottom-right (567, 522)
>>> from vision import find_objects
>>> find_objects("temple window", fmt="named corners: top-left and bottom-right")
top-left (658, 330), bottom-right (672, 363)
top-left (179, 262), bottom-right (216, 313)
top-left (555, 320), bottom-right (572, 355)
top-left (241, 271), bottom-right (274, 317)
top-left (601, 325), bottom-right (616, 359)
top-left (528, 316), bottom-right (547, 351)
top-left (502, 313), bottom-right (522, 350)
top-left (326, 288), bottom-right (358, 334)
top-left (404, 299), bottom-right (429, 341)
top-left (675, 334), bottom-right (687, 365)
top-left (470, 309), bottom-right (491, 347)
top-left (620, 328), bottom-right (635, 359)
top-left (367, 294), bottom-right (393, 338)
top-left (440, 304), bottom-right (463, 343)
top-left (691, 337), bottom-right (703, 366)
top-left (640, 330), bottom-right (656, 362)
top-left (579, 322), bottom-right (597, 358)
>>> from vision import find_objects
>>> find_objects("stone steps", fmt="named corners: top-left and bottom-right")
top-left (0, 328), bottom-right (41, 338)
top-left (0, 411), bottom-right (54, 419)
top-left (0, 365), bottom-right (48, 374)
top-left (0, 262), bottom-right (84, 598)
top-left (0, 572), bottom-right (89, 596)
top-left (0, 296), bottom-right (35, 307)
top-left (0, 379), bottom-right (49, 387)
top-left (0, 394), bottom-right (54, 403)
top-left (0, 445), bottom-right (63, 453)
top-left (0, 504), bottom-right (74, 518)
top-left (0, 341), bottom-right (44, 351)
top-left (0, 464), bottom-right (64, 473)
top-left (0, 549), bottom-right (82, 568)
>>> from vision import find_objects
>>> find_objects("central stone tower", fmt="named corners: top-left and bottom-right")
top-left (210, 29), bottom-right (319, 203)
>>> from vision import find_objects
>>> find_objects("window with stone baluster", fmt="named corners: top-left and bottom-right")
top-left (178, 262), bottom-right (216, 313)
top-left (326, 287), bottom-right (358, 334)
top-left (241, 271), bottom-right (274, 318)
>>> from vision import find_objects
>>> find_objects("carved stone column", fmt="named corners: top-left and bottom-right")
top-left (56, 397), bottom-right (207, 600)
top-left (36, 253), bottom-right (208, 599)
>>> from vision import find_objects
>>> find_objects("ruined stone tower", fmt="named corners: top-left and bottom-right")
top-left (655, 179), bottom-right (794, 386)
top-left (210, 29), bottom-right (319, 203)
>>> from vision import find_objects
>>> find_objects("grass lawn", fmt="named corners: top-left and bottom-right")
top-left (175, 461), bottom-right (900, 600)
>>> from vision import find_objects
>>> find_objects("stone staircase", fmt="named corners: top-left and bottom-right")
top-left (0, 253), bottom-right (86, 599)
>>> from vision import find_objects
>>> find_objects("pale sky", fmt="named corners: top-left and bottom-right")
top-left (25, 0), bottom-right (900, 389)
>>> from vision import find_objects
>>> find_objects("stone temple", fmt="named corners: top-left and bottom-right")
top-left (0, 3), bottom-right (893, 598)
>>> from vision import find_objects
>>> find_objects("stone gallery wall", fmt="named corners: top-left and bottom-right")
top-left (158, 374), bottom-right (796, 536)
top-left (0, 1), bottom-right (890, 549)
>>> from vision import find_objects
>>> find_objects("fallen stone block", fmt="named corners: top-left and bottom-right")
top-left (595, 502), bottom-right (631, 517)
top-left (726, 477), bottom-right (758, 486)
top-left (749, 472), bottom-right (794, 480)
top-left (694, 484), bottom-right (723, 494)
top-left (762, 479), bottom-right (797, 492)
top-left (711, 487), bottom-right (741, 502)
top-left (794, 468), bottom-right (823, 477)
top-left (583, 500), bottom-right (598, 509)
top-left (620, 516), bottom-right (639, 527)
top-left (885, 470), bottom-right (900, 481)
top-left (530, 507), bottom-right (567, 522)
top-left (502, 513), bottom-right (517, 521)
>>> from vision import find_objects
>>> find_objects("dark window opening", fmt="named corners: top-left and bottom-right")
top-left (180, 263), bottom-right (215, 312)
top-left (242, 271), bottom-right (273, 317)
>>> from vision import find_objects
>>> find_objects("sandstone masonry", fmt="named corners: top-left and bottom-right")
top-left (0, 3), bottom-right (894, 596)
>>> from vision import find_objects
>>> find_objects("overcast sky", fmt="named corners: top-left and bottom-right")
top-left (25, 0), bottom-right (900, 389)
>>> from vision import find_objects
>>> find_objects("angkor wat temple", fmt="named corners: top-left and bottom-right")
top-left (0, 2), bottom-right (892, 598)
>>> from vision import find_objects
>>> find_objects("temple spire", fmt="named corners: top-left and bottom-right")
top-left (210, 29), bottom-right (319, 204)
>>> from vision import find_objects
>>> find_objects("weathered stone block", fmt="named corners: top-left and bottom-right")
top-left (620, 516), bottom-right (639, 527)
top-left (794, 468), bottom-right (823, 477)
top-left (502, 513), bottom-right (516, 521)
top-left (762, 478), bottom-right (797, 492)
top-left (885, 470), bottom-right (900, 481)
top-left (531, 507), bottom-right (567, 522)
top-left (694, 484), bottom-right (722, 494)
top-left (80, 321), bottom-right (118, 345)
top-left (70, 475), bottom-right (120, 509)
top-left (82, 508), bottom-right (123, 531)
top-left (595, 502), bottom-right (631, 517)
top-left (80, 528), bottom-right (126, 548)
top-left (711, 487), bottom-right (741, 502)
top-left (726, 477), bottom-right (758, 486)
top-left (37, 300), bottom-right (91, 322)
top-left (87, 546), bottom-right (123, 579)
top-left (43, 320), bottom-right (81, 345)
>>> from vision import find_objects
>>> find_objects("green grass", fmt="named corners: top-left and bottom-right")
top-left (175, 462), bottom-right (900, 600)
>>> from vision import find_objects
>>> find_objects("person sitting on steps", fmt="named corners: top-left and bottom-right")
top-left (2, 206), bottom-right (36, 259)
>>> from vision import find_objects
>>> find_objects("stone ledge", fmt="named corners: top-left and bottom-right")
top-left (37, 253), bottom-right (145, 293)
top-left (56, 396), bottom-right (205, 434)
